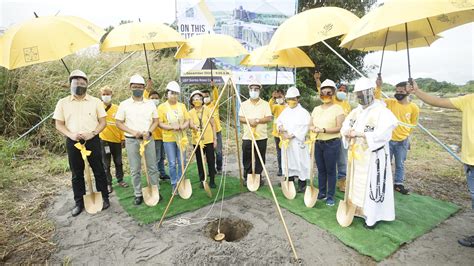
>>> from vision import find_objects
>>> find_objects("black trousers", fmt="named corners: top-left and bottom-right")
top-left (100, 140), bottom-right (124, 184)
top-left (194, 143), bottom-right (216, 184)
top-left (242, 139), bottom-right (267, 179)
top-left (66, 136), bottom-right (108, 207)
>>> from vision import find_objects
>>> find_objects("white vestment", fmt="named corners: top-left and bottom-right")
top-left (341, 100), bottom-right (398, 226)
top-left (276, 104), bottom-right (311, 181)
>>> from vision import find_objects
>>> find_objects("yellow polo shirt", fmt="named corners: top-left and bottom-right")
top-left (99, 103), bottom-right (124, 143)
top-left (53, 94), bottom-right (106, 133)
top-left (239, 98), bottom-right (272, 140)
top-left (205, 85), bottom-right (222, 132)
top-left (115, 98), bottom-right (158, 137)
top-left (189, 106), bottom-right (214, 145)
top-left (334, 99), bottom-right (352, 116)
top-left (450, 94), bottom-right (474, 165)
top-left (269, 98), bottom-right (286, 137)
top-left (384, 99), bottom-right (419, 141)
top-left (311, 104), bottom-right (344, 140)
top-left (157, 101), bottom-right (190, 142)
top-left (152, 124), bottom-right (163, 140)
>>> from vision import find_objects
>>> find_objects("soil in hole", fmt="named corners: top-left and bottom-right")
top-left (205, 217), bottom-right (253, 242)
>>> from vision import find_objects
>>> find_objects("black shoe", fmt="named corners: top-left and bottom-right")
top-left (364, 222), bottom-right (377, 230)
top-left (107, 185), bottom-right (113, 194)
top-left (160, 174), bottom-right (170, 180)
top-left (134, 196), bottom-right (143, 205)
top-left (458, 235), bottom-right (474, 247)
top-left (277, 170), bottom-right (283, 177)
top-left (210, 182), bottom-right (217, 188)
top-left (71, 205), bottom-right (83, 217)
top-left (317, 193), bottom-right (326, 200)
top-left (102, 199), bottom-right (110, 210)
top-left (298, 180), bottom-right (306, 193)
top-left (200, 182), bottom-right (204, 189)
top-left (394, 184), bottom-right (410, 195)
top-left (288, 176), bottom-right (295, 182)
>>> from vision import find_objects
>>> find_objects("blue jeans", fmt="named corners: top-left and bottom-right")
top-left (389, 138), bottom-right (409, 185)
top-left (315, 138), bottom-right (341, 199)
top-left (154, 140), bottom-right (167, 177)
top-left (215, 131), bottom-right (223, 171)
top-left (465, 164), bottom-right (474, 209)
top-left (163, 142), bottom-right (186, 188)
top-left (337, 141), bottom-right (347, 180)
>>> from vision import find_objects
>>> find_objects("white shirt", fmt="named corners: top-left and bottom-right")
top-left (115, 98), bottom-right (158, 137)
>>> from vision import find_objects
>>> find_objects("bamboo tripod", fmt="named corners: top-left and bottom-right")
top-left (155, 76), bottom-right (299, 261)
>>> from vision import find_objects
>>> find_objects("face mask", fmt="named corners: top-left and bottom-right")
top-left (101, 95), bottom-right (112, 104)
top-left (132, 89), bottom-right (144, 98)
top-left (70, 79), bottom-right (87, 96)
top-left (394, 93), bottom-right (408, 101)
top-left (249, 90), bottom-right (260, 100)
top-left (151, 99), bottom-right (160, 106)
top-left (336, 92), bottom-right (347, 101)
top-left (276, 98), bottom-right (284, 105)
top-left (203, 97), bottom-right (211, 104)
top-left (320, 95), bottom-right (332, 104)
top-left (193, 100), bottom-right (203, 107)
top-left (287, 100), bottom-right (298, 108)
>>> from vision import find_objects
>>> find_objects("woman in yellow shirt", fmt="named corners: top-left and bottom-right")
top-left (188, 90), bottom-right (217, 188)
top-left (310, 79), bottom-right (345, 206)
top-left (157, 81), bottom-right (190, 192)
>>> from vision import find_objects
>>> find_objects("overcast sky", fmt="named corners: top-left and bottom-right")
top-left (1, 0), bottom-right (473, 85)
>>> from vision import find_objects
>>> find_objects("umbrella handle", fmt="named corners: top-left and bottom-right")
top-left (210, 58), bottom-right (214, 82)
top-left (143, 43), bottom-right (151, 79)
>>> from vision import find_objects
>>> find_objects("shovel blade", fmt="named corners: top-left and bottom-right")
top-left (281, 181), bottom-right (296, 200)
top-left (142, 185), bottom-right (160, 206)
top-left (336, 199), bottom-right (356, 227)
top-left (304, 186), bottom-right (319, 208)
top-left (247, 173), bottom-right (260, 192)
top-left (203, 181), bottom-right (213, 198)
top-left (178, 179), bottom-right (193, 199)
top-left (83, 192), bottom-right (103, 214)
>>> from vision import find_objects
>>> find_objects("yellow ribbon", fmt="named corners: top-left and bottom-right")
top-left (178, 135), bottom-right (189, 151)
top-left (348, 143), bottom-right (362, 161)
top-left (304, 132), bottom-right (318, 148)
top-left (279, 136), bottom-right (290, 149)
top-left (74, 142), bottom-right (91, 161)
top-left (139, 140), bottom-right (151, 156)
top-left (251, 127), bottom-right (260, 139)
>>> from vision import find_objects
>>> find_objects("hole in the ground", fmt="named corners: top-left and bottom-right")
top-left (205, 217), bottom-right (253, 242)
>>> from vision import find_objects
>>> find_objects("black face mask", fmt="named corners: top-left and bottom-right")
top-left (74, 86), bottom-right (87, 96)
top-left (394, 93), bottom-right (408, 101)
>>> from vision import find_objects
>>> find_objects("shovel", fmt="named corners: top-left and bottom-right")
top-left (198, 136), bottom-right (212, 198)
top-left (74, 142), bottom-right (103, 214)
top-left (140, 140), bottom-right (160, 206)
top-left (337, 139), bottom-right (357, 227)
top-left (176, 131), bottom-right (192, 199)
top-left (280, 138), bottom-right (296, 200)
top-left (246, 139), bottom-right (261, 192)
top-left (304, 133), bottom-right (319, 208)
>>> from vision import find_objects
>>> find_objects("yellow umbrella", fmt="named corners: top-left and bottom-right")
top-left (100, 21), bottom-right (185, 79)
top-left (340, 0), bottom-right (474, 79)
top-left (240, 45), bottom-right (314, 85)
top-left (267, 7), bottom-right (360, 52)
top-left (0, 15), bottom-right (104, 70)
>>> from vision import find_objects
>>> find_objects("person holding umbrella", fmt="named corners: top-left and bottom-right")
top-left (115, 74), bottom-right (160, 205)
top-left (53, 70), bottom-right (109, 217)
top-left (407, 81), bottom-right (474, 247)
top-left (157, 81), bottom-right (190, 192)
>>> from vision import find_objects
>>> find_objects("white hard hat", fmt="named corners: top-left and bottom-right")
top-left (320, 79), bottom-right (336, 90)
top-left (285, 86), bottom-right (300, 98)
top-left (129, 74), bottom-right (145, 85)
top-left (354, 78), bottom-right (375, 92)
top-left (69, 69), bottom-right (88, 82)
top-left (190, 90), bottom-right (203, 98)
top-left (248, 79), bottom-right (262, 89)
top-left (166, 81), bottom-right (181, 93)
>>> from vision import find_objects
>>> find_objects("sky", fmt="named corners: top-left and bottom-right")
top-left (1, 0), bottom-right (473, 85)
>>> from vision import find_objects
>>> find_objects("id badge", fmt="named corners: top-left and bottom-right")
top-left (104, 145), bottom-right (111, 154)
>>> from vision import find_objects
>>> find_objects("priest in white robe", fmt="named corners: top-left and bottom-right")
top-left (276, 86), bottom-right (311, 193)
top-left (340, 78), bottom-right (399, 228)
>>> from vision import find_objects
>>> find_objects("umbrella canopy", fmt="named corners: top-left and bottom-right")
top-left (356, 35), bottom-right (442, 52)
top-left (240, 45), bottom-right (315, 68)
top-left (267, 7), bottom-right (360, 52)
top-left (0, 16), bottom-right (105, 70)
top-left (100, 22), bottom-right (185, 52)
top-left (174, 34), bottom-right (248, 59)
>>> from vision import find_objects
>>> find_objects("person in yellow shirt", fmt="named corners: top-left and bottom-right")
top-left (407, 81), bottom-right (474, 248)
top-left (238, 82), bottom-right (273, 186)
top-left (376, 77), bottom-right (419, 195)
top-left (189, 90), bottom-right (218, 188)
top-left (148, 91), bottom-right (170, 181)
top-left (202, 82), bottom-right (223, 174)
top-left (99, 86), bottom-right (127, 193)
top-left (310, 79), bottom-right (345, 206)
top-left (269, 88), bottom-right (286, 176)
top-left (157, 81), bottom-right (190, 192)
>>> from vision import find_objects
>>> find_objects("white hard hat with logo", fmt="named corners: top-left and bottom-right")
top-left (190, 90), bottom-right (203, 98)
top-left (285, 86), bottom-right (300, 98)
top-left (166, 81), bottom-right (181, 93)
top-left (129, 74), bottom-right (145, 85)
top-left (354, 78), bottom-right (375, 92)
top-left (320, 79), bottom-right (336, 90)
top-left (69, 69), bottom-right (88, 82)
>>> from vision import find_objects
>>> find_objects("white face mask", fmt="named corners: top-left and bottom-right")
top-left (203, 97), bottom-right (211, 104)
top-left (101, 95), bottom-right (112, 104)
top-left (275, 98), bottom-right (284, 104)
top-left (249, 90), bottom-right (260, 100)
top-left (151, 99), bottom-right (160, 106)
